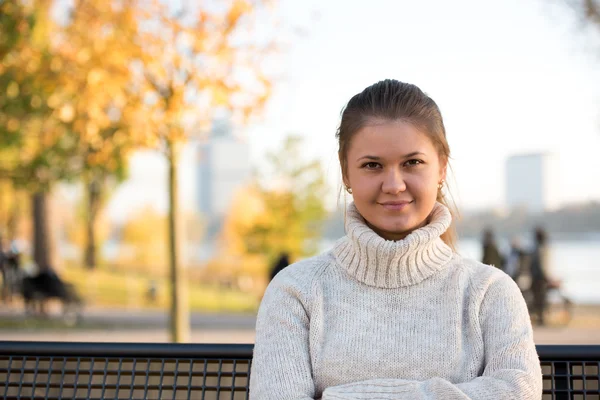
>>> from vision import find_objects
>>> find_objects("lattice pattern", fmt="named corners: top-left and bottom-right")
top-left (0, 355), bottom-right (251, 400)
top-left (542, 360), bottom-right (600, 399)
top-left (3, 349), bottom-right (600, 399)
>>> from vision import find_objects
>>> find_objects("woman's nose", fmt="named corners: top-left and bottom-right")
top-left (381, 169), bottom-right (406, 194)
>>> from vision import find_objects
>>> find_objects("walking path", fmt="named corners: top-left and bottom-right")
top-left (1, 304), bottom-right (599, 344)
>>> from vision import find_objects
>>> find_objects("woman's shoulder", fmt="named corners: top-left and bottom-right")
top-left (269, 251), bottom-right (335, 291)
top-left (452, 254), bottom-right (515, 288)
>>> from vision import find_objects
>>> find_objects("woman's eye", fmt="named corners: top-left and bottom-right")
top-left (362, 162), bottom-right (380, 169)
top-left (405, 159), bottom-right (423, 167)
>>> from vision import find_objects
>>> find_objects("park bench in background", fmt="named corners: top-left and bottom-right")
top-left (1, 341), bottom-right (599, 399)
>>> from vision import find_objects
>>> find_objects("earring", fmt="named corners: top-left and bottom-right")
top-left (345, 185), bottom-right (353, 194)
top-left (438, 180), bottom-right (445, 190)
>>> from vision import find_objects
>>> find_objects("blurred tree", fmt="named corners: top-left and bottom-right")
top-left (1, 0), bottom-right (148, 270)
top-left (56, 0), bottom-right (147, 269)
top-left (0, 0), bottom-right (76, 269)
top-left (63, 183), bottom-right (113, 264)
top-left (137, 0), bottom-right (278, 342)
top-left (221, 135), bottom-right (328, 284)
top-left (2, 0), bottom-right (282, 342)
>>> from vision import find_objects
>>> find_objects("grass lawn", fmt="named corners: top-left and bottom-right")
top-left (0, 316), bottom-right (116, 330)
top-left (60, 265), bottom-right (260, 313)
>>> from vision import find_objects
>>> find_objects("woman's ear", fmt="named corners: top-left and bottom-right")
top-left (439, 159), bottom-right (448, 183)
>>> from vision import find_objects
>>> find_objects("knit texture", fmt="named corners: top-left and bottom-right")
top-left (250, 202), bottom-right (543, 399)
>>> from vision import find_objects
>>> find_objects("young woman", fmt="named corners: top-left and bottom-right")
top-left (249, 79), bottom-right (542, 399)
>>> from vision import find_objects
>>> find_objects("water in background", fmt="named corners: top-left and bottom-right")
top-left (458, 238), bottom-right (600, 305)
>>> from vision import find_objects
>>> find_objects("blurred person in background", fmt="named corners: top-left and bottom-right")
top-left (529, 226), bottom-right (550, 326)
top-left (1, 239), bottom-right (21, 304)
top-left (481, 228), bottom-right (504, 270)
top-left (146, 280), bottom-right (158, 304)
top-left (504, 236), bottom-right (527, 283)
top-left (250, 79), bottom-right (542, 399)
top-left (269, 252), bottom-right (290, 282)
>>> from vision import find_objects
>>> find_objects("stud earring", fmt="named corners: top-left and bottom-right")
top-left (438, 180), bottom-right (445, 190)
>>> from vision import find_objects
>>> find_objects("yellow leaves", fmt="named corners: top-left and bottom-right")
top-left (26, 58), bottom-right (40, 74)
top-left (7, 118), bottom-right (20, 132)
top-left (85, 147), bottom-right (114, 167)
top-left (112, 91), bottom-right (127, 109)
top-left (50, 56), bottom-right (63, 72)
top-left (134, 0), bottom-right (278, 144)
top-left (140, 134), bottom-right (160, 149)
top-left (85, 121), bottom-right (100, 141)
top-left (76, 48), bottom-right (91, 64)
top-left (120, 206), bottom-right (168, 268)
top-left (47, 93), bottom-right (61, 109)
top-left (2, 0), bottom-right (279, 187)
top-left (220, 184), bottom-right (266, 256)
top-left (226, 0), bottom-right (253, 27)
top-left (232, 185), bottom-right (265, 226)
top-left (6, 81), bottom-right (19, 98)
top-left (30, 95), bottom-right (42, 109)
top-left (87, 68), bottom-right (104, 85)
top-left (112, 129), bottom-right (127, 147)
top-left (41, 124), bottom-right (64, 148)
top-left (92, 38), bottom-right (107, 54)
top-left (213, 85), bottom-right (230, 107)
top-left (58, 103), bottom-right (75, 122)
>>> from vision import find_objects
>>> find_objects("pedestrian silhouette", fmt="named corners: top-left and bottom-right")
top-left (269, 252), bottom-right (290, 282)
top-left (481, 228), bottom-right (504, 269)
top-left (529, 227), bottom-right (550, 326)
top-left (504, 236), bottom-right (526, 282)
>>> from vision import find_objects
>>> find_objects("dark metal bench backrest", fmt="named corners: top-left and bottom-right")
top-left (1, 342), bottom-right (599, 399)
top-left (1, 342), bottom-right (253, 400)
top-left (539, 345), bottom-right (600, 400)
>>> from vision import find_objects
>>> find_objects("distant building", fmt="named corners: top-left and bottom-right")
top-left (195, 118), bottom-right (251, 260)
top-left (505, 153), bottom-right (558, 213)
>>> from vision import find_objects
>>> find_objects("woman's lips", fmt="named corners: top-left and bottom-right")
top-left (380, 201), bottom-right (412, 211)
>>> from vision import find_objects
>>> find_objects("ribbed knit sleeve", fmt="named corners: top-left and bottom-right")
top-left (320, 274), bottom-right (543, 399)
top-left (249, 264), bottom-right (318, 400)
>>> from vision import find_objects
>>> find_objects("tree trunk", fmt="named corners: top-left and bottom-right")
top-left (6, 193), bottom-right (19, 243)
top-left (32, 191), bottom-right (53, 270)
top-left (84, 177), bottom-right (101, 269)
top-left (167, 140), bottom-right (190, 343)
top-left (1, 182), bottom-right (19, 242)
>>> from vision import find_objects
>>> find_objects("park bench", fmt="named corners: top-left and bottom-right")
top-left (1, 341), bottom-right (599, 399)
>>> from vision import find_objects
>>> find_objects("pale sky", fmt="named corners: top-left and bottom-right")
top-left (107, 0), bottom-right (600, 221)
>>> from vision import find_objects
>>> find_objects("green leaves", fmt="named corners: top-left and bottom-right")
top-left (223, 135), bottom-right (328, 266)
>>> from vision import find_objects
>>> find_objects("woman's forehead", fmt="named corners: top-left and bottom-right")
top-left (348, 121), bottom-right (437, 157)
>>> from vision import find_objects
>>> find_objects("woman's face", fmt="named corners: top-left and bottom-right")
top-left (343, 119), bottom-right (446, 241)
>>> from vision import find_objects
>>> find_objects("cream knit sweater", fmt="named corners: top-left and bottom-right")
top-left (250, 202), bottom-right (543, 399)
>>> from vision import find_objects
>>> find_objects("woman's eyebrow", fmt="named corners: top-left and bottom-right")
top-left (356, 155), bottom-right (380, 162)
top-left (356, 151), bottom-right (425, 162)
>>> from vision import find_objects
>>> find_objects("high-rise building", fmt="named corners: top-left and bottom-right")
top-left (505, 153), bottom-right (558, 213)
top-left (195, 118), bottom-right (251, 260)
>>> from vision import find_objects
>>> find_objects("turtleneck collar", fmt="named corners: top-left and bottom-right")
top-left (332, 202), bottom-right (454, 288)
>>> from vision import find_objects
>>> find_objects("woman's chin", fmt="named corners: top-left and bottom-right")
top-left (365, 213), bottom-right (423, 239)
top-left (373, 222), bottom-right (415, 240)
